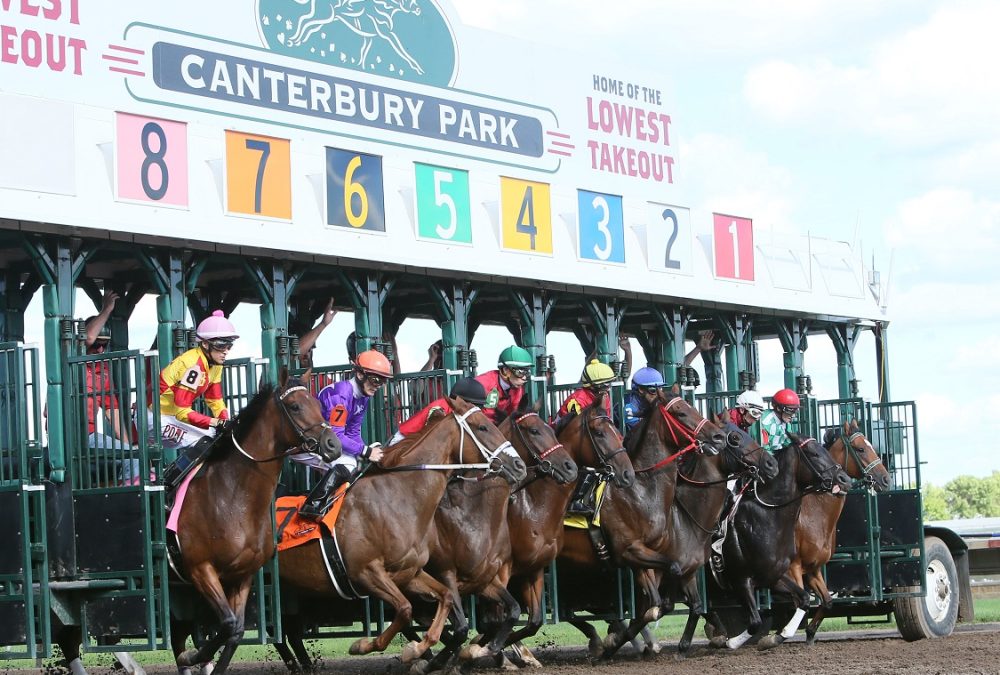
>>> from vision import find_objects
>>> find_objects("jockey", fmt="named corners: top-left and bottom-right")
top-left (555, 360), bottom-right (615, 424)
top-left (759, 388), bottom-right (800, 454)
top-left (297, 349), bottom-right (392, 519)
top-left (729, 389), bottom-right (765, 432)
top-left (475, 345), bottom-right (533, 423)
top-left (386, 377), bottom-right (487, 446)
top-left (158, 310), bottom-right (238, 489)
top-left (623, 366), bottom-right (665, 430)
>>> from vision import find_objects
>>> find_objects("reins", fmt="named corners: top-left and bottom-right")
top-left (750, 437), bottom-right (840, 508)
top-left (229, 384), bottom-right (333, 464)
top-left (634, 400), bottom-right (707, 473)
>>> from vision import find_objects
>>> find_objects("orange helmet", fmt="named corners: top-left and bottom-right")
top-left (355, 350), bottom-right (393, 378)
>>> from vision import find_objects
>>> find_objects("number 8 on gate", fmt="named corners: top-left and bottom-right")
top-left (115, 112), bottom-right (188, 207)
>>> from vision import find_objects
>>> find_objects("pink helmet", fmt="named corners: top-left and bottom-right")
top-left (196, 310), bottom-right (239, 341)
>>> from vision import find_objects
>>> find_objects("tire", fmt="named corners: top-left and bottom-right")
top-left (893, 536), bottom-right (959, 641)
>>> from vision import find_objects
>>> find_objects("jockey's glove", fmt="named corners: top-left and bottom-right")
top-left (361, 442), bottom-right (382, 460)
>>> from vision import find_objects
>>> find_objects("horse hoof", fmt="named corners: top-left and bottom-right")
top-left (200, 663), bottom-right (214, 675)
top-left (805, 633), bottom-right (817, 646)
top-left (642, 641), bottom-right (662, 659)
top-left (601, 633), bottom-right (620, 651)
top-left (401, 641), bottom-right (423, 664)
top-left (459, 643), bottom-right (488, 661)
top-left (758, 634), bottom-right (785, 650)
top-left (587, 641), bottom-right (604, 661)
top-left (708, 636), bottom-right (728, 649)
top-left (349, 638), bottom-right (371, 656)
top-left (177, 649), bottom-right (200, 668)
top-left (704, 623), bottom-right (716, 640)
top-left (408, 659), bottom-right (430, 675)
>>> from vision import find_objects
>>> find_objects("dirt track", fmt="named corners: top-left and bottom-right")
top-left (208, 624), bottom-right (1000, 675)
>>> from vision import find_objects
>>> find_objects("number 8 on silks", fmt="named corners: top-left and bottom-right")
top-left (325, 147), bottom-right (386, 232)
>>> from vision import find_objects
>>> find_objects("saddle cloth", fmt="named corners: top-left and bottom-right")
top-left (563, 480), bottom-right (608, 529)
top-left (276, 488), bottom-right (365, 600)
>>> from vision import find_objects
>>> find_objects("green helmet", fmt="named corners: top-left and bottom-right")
top-left (498, 345), bottom-right (534, 370)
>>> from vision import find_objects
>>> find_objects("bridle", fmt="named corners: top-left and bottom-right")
top-left (508, 411), bottom-right (571, 485)
top-left (581, 411), bottom-right (627, 482)
top-left (229, 383), bottom-right (334, 463)
top-left (751, 437), bottom-right (843, 508)
top-left (829, 428), bottom-right (884, 490)
top-left (634, 398), bottom-right (718, 474)
top-left (678, 424), bottom-right (764, 486)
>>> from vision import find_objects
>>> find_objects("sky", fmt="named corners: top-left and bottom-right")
top-left (19, 0), bottom-right (996, 486)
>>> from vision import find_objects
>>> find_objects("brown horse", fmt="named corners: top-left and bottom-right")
top-left (646, 412), bottom-right (779, 656)
top-left (787, 420), bottom-right (891, 645)
top-left (559, 390), bottom-right (726, 660)
top-left (171, 370), bottom-right (341, 675)
top-left (496, 390), bottom-right (630, 668)
top-left (404, 397), bottom-right (576, 673)
top-left (276, 397), bottom-right (526, 665)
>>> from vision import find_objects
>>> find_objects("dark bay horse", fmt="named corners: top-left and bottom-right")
top-left (559, 390), bottom-right (726, 660)
top-left (652, 413), bottom-right (779, 657)
top-left (276, 397), bottom-right (526, 666)
top-left (498, 390), bottom-right (631, 668)
top-left (708, 433), bottom-right (851, 651)
top-left (171, 370), bottom-right (341, 675)
top-left (789, 420), bottom-right (891, 644)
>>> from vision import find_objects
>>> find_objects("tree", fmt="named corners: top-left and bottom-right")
top-left (943, 471), bottom-right (1000, 519)
top-left (922, 483), bottom-right (950, 521)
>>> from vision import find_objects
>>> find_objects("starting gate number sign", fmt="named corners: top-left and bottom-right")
top-left (115, 112), bottom-right (188, 207)
top-left (414, 163), bottom-right (472, 244)
top-left (647, 202), bottom-right (693, 275)
top-left (326, 147), bottom-right (386, 232)
top-left (225, 131), bottom-right (291, 219)
top-left (500, 177), bottom-right (552, 254)
top-left (713, 213), bottom-right (755, 281)
top-left (577, 190), bottom-right (625, 264)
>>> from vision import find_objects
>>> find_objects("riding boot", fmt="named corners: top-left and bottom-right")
top-left (163, 436), bottom-right (215, 492)
top-left (298, 464), bottom-right (352, 520)
top-left (568, 471), bottom-right (599, 516)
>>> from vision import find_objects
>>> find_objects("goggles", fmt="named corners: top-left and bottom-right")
top-left (505, 366), bottom-right (531, 379)
top-left (361, 373), bottom-right (387, 387)
top-left (743, 406), bottom-right (763, 420)
top-left (636, 384), bottom-right (663, 395)
top-left (206, 340), bottom-right (235, 352)
top-left (589, 382), bottom-right (612, 393)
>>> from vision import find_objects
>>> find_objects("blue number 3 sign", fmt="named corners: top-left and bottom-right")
top-left (578, 190), bottom-right (625, 263)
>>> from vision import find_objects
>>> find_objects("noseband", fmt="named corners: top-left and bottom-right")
top-left (229, 384), bottom-right (333, 463)
top-left (836, 430), bottom-right (884, 487)
top-left (635, 401), bottom-right (714, 473)
top-left (510, 412), bottom-right (565, 478)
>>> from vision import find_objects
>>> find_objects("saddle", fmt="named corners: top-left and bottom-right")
top-left (564, 475), bottom-right (613, 567)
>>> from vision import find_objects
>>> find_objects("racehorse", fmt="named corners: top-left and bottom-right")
top-left (274, 397), bottom-right (526, 666)
top-left (558, 390), bottom-right (727, 660)
top-left (649, 413), bottom-right (779, 657)
top-left (707, 433), bottom-right (852, 651)
top-left (496, 390), bottom-right (630, 668)
top-left (789, 420), bottom-right (891, 644)
top-left (404, 397), bottom-right (576, 673)
top-left (170, 370), bottom-right (341, 675)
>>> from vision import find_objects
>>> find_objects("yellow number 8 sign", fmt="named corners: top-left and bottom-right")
top-left (500, 177), bottom-right (552, 254)
top-left (225, 131), bottom-right (291, 219)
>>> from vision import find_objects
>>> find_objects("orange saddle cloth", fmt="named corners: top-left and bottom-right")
top-left (276, 484), bottom-right (348, 552)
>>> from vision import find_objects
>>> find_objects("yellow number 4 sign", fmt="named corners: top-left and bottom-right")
top-left (501, 177), bottom-right (552, 254)
top-left (225, 131), bottom-right (291, 219)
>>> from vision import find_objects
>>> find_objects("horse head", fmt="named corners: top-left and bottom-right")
top-left (824, 420), bottom-right (891, 493)
top-left (713, 409), bottom-right (778, 481)
top-left (655, 388), bottom-right (725, 455)
top-left (556, 391), bottom-right (634, 489)
top-left (787, 432), bottom-right (852, 495)
top-left (499, 397), bottom-right (578, 485)
top-left (448, 395), bottom-right (527, 485)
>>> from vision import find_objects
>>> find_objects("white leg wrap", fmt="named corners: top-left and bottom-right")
top-left (114, 652), bottom-right (146, 675)
top-left (69, 657), bottom-right (88, 675)
top-left (726, 630), bottom-right (752, 649)
top-left (200, 661), bottom-right (215, 675)
top-left (781, 608), bottom-right (807, 638)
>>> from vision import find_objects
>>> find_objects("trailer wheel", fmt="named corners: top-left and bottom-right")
top-left (893, 536), bottom-right (958, 641)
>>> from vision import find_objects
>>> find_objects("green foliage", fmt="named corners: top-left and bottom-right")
top-left (924, 471), bottom-right (1000, 519)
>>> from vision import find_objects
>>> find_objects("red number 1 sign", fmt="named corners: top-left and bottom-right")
top-left (713, 213), bottom-right (754, 281)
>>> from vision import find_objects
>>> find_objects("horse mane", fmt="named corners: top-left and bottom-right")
top-left (822, 427), bottom-right (840, 449)
top-left (495, 394), bottom-right (534, 426)
top-left (204, 379), bottom-right (289, 461)
top-left (551, 409), bottom-right (577, 436)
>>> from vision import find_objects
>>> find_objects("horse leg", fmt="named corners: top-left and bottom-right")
top-left (55, 624), bottom-right (87, 675)
top-left (461, 581), bottom-right (520, 663)
top-left (113, 652), bottom-right (146, 675)
top-left (299, 9), bottom-right (335, 45)
top-left (804, 571), bottom-right (834, 645)
top-left (417, 579), bottom-right (467, 673)
top-left (677, 576), bottom-right (704, 657)
top-left (717, 578), bottom-right (759, 650)
top-left (501, 573), bottom-right (545, 669)
top-left (759, 573), bottom-right (810, 650)
top-left (374, 23), bottom-right (425, 74)
top-left (289, 0), bottom-right (317, 43)
top-left (601, 568), bottom-right (661, 659)
top-left (568, 619), bottom-right (605, 661)
top-left (208, 578), bottom-right (254, 675)
top-left (177, 565), bottom-right (239, 670)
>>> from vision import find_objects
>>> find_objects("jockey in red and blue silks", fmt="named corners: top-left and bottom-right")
top-left (623, 366), bottom-right (665, 430)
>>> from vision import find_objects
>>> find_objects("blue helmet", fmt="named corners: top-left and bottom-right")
top-left (631, 367), bottom-right (665, 388)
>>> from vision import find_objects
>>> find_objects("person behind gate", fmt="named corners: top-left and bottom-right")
top-left (295, 349), bottom-right (391, 520)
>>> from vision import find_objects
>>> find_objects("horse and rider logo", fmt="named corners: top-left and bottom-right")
top-left (257, 0), bottom-right (458, 87)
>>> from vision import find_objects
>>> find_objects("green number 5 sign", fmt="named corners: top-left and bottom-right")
top-left (414, 163), bottom-right (472, 244)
